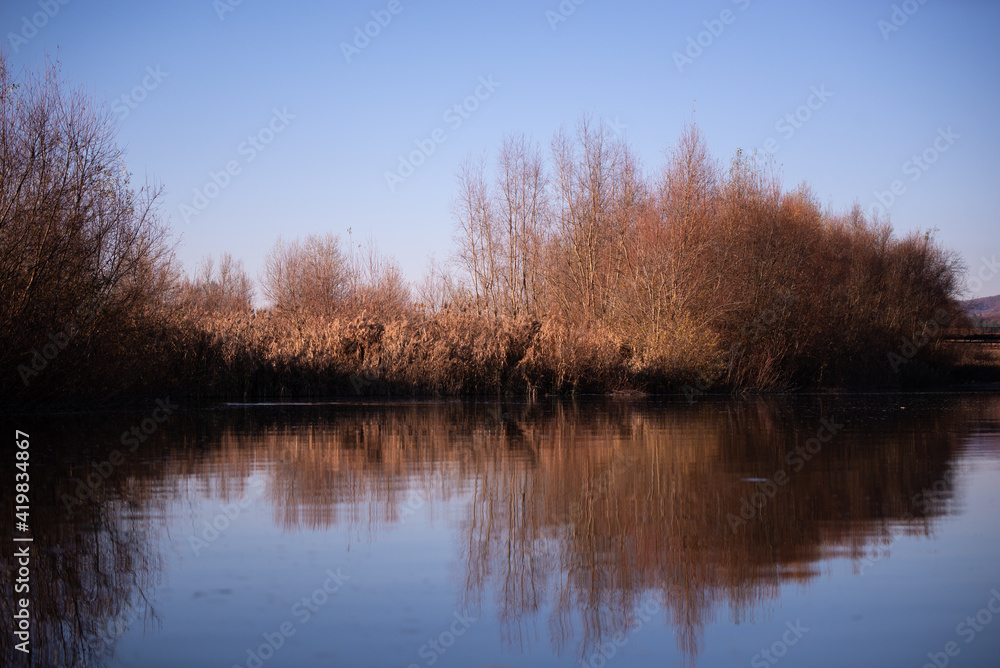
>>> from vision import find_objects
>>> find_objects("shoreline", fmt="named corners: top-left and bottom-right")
top-left (6, 379), bottom-right (1000, 415)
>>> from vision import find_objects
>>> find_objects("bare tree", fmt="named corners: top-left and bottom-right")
top-left (496, 133), bottom-right (548, 318)
top-left (0, 54), bottom-right (174, 399)
top-left (627, 123), bottom-right (720, 341)
top-left (548, 115), bottom-right (639, 325)
top-left (453, 153), bottom-right (500, 315)
top-left (346, 232), bottom-right (412, 319)
top-left (179, 253), bottom-right (254, 313)
top-left (415, 257), bottom-right (465, 312)
top-left (262, 234), bottom-right (350, 317)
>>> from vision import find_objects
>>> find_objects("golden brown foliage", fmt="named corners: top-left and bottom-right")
top-left (0, 54), bottom-right (968, 403)
top-left (446, 118), bottom-right (964, 392)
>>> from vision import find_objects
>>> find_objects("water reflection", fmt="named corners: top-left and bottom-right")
top-left (3, 395), bottom-right (996, 666)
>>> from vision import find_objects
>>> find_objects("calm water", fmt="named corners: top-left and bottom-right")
top-left (3, 395), bottom-right (1000, 667)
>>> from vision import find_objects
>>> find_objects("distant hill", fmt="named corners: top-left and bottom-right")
top-left (962, 294), bottom-right (1000, 325)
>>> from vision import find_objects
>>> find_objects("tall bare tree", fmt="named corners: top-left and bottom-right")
top-left (496, 133), bottom-right (549, 318)
top-left (548, 115), bottom-right (640, 326)
top-left (0, 54), bottom-right (174, 399)
top-left (453, 153), bottom-right (500, 315)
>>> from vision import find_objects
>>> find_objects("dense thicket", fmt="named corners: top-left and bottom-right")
top-left (0, 57), bottom-right (174, 403)
top-left (443, 118), bottom-right (964, 390)
top-left (157, 120), bottom-right (964, 398)
top-left (0, 57), bottom-right (969, 405)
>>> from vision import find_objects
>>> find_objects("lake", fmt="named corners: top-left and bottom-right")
top-left (4, 394), bottom-right (1000, 667)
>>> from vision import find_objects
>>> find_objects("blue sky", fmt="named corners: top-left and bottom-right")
top-left (4, 0), bottom-right (998, 298)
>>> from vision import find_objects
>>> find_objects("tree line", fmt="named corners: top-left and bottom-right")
top-left (0, 55), bottom-right (969, 405)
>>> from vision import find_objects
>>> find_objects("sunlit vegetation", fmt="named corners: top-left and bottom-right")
top-left (0, 56), bottom-right (972, 405)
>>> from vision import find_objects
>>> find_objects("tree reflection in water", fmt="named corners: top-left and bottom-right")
top-left (4, 395), bottom-right (991, 666)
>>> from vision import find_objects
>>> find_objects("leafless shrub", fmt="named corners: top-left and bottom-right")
top-left (344, 232), bottom-right (412, 321)
top-left (415, 257), bottom-right (466, 314)
top-left (261, 233), bottom-right (350, 318)
top-left (0, 54), bottom-right (174, 402)
top-left (177, 253), bottom-right (253, 313)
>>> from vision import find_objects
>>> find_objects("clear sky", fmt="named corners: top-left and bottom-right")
top-left (3, 0), bottom-right (998, 298)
